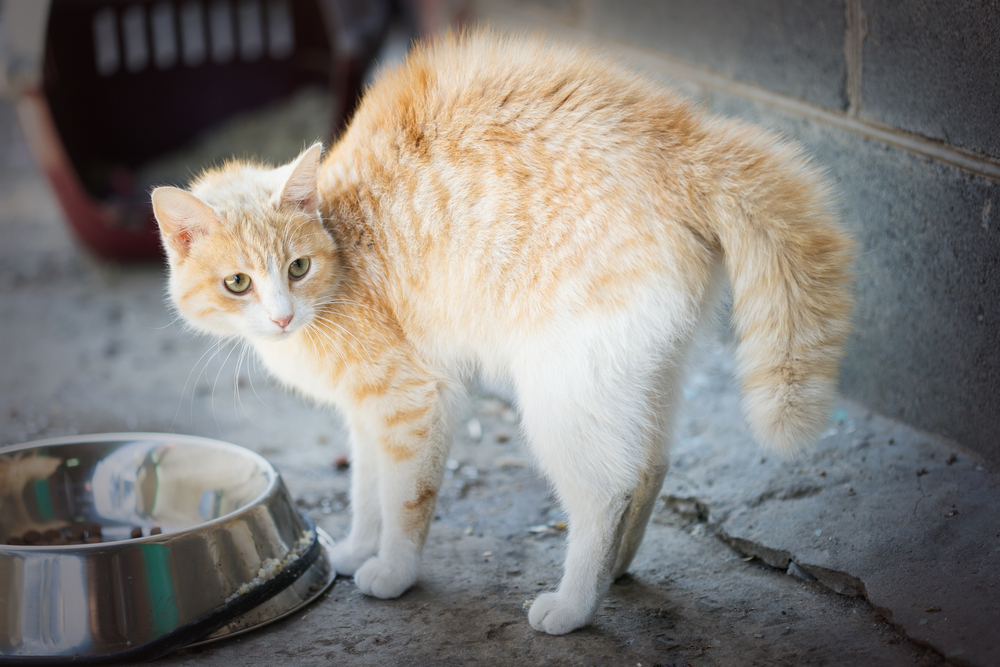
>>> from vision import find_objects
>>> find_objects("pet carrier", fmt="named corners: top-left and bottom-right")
top-left (1, 0), bottom-right (393, 259)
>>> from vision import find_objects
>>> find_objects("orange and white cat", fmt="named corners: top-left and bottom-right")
top-left (152, 29), bottom-right (853, 634)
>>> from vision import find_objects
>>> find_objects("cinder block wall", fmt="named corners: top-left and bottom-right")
top-left (453, 0), bottom-right (1000, 463)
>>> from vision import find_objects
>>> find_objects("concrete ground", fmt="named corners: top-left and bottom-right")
top-left (1, 95), bottom-right (997, 666)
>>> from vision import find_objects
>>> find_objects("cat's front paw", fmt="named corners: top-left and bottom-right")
top-left (528, 592), bottom-right (594, 635)
top-left (354, 556), bottom-right (418, 599)
top-left (329, 540), bottom-right (377, 577)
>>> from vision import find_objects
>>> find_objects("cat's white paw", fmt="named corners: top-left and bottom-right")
top-left (353, 556), bottom-right (418, 599)
top-left (528, 592), bottom-right (593, 635)
top-left (328, 540), bottom-right (377, 577)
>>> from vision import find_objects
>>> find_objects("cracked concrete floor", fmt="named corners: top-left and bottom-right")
top-left (2, 100), bottom-right (996, 666)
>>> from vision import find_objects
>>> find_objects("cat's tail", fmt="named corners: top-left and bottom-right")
top-left (705, 124), bottom-right (854, 453)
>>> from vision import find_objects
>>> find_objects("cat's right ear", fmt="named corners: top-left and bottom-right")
top-left (151, 187), bottom-right (219, 258)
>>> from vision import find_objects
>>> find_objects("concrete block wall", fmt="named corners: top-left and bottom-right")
top-left (454, 0), bottom-right (1000, 464)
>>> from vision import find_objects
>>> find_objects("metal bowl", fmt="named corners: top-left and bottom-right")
top-left (0, 433), bottom-right (335, 662)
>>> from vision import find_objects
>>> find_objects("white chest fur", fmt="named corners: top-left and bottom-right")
top-left (251, 334), bottom-right (343, 407)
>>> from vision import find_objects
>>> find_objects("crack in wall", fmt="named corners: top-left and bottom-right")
top-left (844, 0), bottom-right (867, 116)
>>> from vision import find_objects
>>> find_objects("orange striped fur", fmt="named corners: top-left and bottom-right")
top-left (152, 28), bottom-right (853, 635)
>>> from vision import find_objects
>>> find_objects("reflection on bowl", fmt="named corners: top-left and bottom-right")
top-left (0, 433), bottom-right (334, 661)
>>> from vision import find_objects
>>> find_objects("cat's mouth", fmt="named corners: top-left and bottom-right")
top-left (267, 328), bottom-right (296, 342)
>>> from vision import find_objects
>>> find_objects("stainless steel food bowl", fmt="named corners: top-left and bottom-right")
top-left (0, 433), bottom-right (335, 662)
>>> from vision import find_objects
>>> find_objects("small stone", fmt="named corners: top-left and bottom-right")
top-left (495, 456), bottom-right (527, 468)
top-left (787, 561), bottom-right (817, 582)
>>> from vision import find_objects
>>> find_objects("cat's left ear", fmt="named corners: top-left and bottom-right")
top-left (279, 142), bottom-right (322, 212)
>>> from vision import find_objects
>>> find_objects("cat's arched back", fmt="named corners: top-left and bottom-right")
top-left (153, 28), bottom-right (853, 635)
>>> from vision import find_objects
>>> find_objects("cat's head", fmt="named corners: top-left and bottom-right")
top-left (151, 143), bottom-right (337, 342)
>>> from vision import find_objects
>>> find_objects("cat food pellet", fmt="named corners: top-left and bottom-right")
top-left (5, 523), bottom-right (162, 546)
top-left (334, 455), bottom-right (350, 470)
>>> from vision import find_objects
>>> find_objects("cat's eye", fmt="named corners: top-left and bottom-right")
top-left (289, 257), bottom-right (310, 280)
top-left (224, 273), bottom-right (252, 294)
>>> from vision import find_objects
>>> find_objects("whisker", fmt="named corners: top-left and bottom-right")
top-left (210, 337), bottom-right (242, 436)
top-left (327, 311), bottom-right (395, 348)
top-left (233, 340), bottom-right (247, 426)
top-left (170, 335), bottom-right (234, 432)
top-left (244, 347), bottom-right (279, 414)
top-left (303, 326), bottom-right (353, 373)
top-left (307, 315), bottom-right (378, 364)
top-left (233, 339), bottom-right (269, 429)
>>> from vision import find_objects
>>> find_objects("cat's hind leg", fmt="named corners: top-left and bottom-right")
top-left (527, 475), bottom-right (634, 635)
top-left (611, 458), bottom-right (669, 580)
top-left (613, 373), bottom-right (678, 579)
top-left (518, 354), bottom-right (676, 635)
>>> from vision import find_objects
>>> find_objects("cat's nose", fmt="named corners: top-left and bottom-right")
top-left (272, 314), bottom-right (293, 329)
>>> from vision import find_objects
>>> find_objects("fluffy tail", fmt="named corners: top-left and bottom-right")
top-left (707, 124), bottom-right (854, 452)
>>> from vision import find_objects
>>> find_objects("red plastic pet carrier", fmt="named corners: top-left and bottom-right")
top-left (3, 0), bottom-right (392, 260)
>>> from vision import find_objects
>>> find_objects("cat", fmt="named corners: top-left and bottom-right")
top-left (151, 28), bottom-right (853, 635)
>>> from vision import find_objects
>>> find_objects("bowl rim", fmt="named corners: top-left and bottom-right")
top-left (0, 431), bottom-right (281, 550)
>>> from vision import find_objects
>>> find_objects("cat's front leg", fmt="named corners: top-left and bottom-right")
top-left (328, 433), bottom-right (382, 576)
top-left (341, 370), bottom-right (453, 599)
